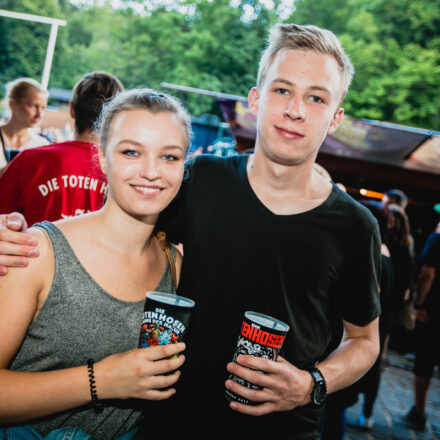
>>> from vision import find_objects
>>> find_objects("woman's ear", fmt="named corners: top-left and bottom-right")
top-left (98, 147), bottom-right (107, 175)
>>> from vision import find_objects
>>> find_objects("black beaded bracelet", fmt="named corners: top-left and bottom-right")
top-left (87, 358), bottom-right (104, 414)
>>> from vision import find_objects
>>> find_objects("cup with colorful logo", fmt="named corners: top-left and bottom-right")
top-left (139, 291), bottom-right (195, 351)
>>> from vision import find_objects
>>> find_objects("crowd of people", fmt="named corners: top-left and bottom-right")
top-left (0, 21), bottom-right (438, 440)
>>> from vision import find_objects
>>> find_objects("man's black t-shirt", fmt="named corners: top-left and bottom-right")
top-left (150, 154), bottom-right (381, 439)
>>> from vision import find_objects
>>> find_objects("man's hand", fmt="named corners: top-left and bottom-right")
top-left (0, 213), bottom-right (38, 275)
top-left (225, 355), bottom-right (313, 416)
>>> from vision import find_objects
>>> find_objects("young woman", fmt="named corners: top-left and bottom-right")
top-left (0, 89), bottom-right (191, 439)
top-left (0, 78), bottom-right (49, 172)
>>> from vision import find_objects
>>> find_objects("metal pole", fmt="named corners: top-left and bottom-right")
top-left (41, 23), bottom-right (59, 90)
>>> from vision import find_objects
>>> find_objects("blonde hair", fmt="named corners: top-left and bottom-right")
top-left (96, 88), bottom-right (192, 151)
top-left (6, 78), bottom-right (46, 102)
top-left (257, 24), bottom-right (354, 102)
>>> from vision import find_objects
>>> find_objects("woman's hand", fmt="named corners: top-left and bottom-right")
top-left (95, 343), bottom-right (186, 400)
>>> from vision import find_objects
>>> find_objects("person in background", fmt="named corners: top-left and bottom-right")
top-left (0, 72), bottom-right (123, 227)
top-left (0, 78), bottom-right (49, 173)
top-left (0, 88), bottom-right (189, 439)
top-left (404, 221), bottom-right (440, 432)
top-left (384, 203), bottom-right (415, 358)
top-left (382, 188), bottom-right (408, 211)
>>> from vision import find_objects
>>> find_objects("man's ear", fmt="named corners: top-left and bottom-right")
top-left (248, 87), bottom-right (260, 117)
top-left (327, 107), bottom-right (344, 135)
top-left (98, 147), bottom-right (107, 175)
top-left (69, 101), bottom-right (75, 120)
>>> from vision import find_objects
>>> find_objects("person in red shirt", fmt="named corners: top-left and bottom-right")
top-left (0, 71), bottom-right (123, 226)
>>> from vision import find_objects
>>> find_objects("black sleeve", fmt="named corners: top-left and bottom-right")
top-left (157, 182), bottom-right (186, 245)
top-left (156, 158), bottom-right (199, 245)
top-left (339, 221), bottom-right (382, 326)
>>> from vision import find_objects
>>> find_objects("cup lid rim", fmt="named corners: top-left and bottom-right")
top-left (146, 291), bottom-right (195, 307)
top-left (245, 311), bottom-right (289, 331)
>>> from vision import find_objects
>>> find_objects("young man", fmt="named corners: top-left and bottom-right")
top-left (0, 72), bottom-right (123, 226)
top-left (0, 24), bottom-right (380, 439)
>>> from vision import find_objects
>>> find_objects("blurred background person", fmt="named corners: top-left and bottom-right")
top-left (0, 72), bottom-right (123, 227)
top-left (0, 78), bottom-right (49, 173)
top-left (382, 188), bottom-right (408, 211)
top-left (404, 221), bottom-right (440, 432)
top-left (384, 202), bottom-right (416, 359)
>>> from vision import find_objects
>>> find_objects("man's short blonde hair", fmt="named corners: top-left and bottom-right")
top-left (257, 24), bottom-right (354, 103)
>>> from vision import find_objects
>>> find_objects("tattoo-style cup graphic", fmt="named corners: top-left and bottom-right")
top-left (226, 311), bottom-right (289, 405)
top-left (139, 291), bottom-right (195, 350)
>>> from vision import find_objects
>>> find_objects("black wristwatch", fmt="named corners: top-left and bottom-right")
top-left (306, 366), bottom-right (327, 407)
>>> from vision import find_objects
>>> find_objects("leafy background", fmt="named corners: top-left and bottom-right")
top-left (1, 0), bottom-right (439, 129)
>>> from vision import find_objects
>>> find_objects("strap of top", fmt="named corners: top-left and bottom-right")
top-left (0, 127), bottom-right (8, 163)
top-left (155, 231), bottom-right (178, 291)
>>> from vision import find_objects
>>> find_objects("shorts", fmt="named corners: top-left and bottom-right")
top-left (0, 425), bottom-right (137, 440)
top-left (414, 320), bottom-right (440, 379)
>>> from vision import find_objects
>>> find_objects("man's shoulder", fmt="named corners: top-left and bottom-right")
top-left (330, 187), bottom-right (378, 231)
top-left (184, 153), bottom-right (246, 181)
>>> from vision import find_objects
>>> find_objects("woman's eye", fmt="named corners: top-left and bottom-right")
top-left (122, 149), bottom-right (138, 157)
top-left (163, 154), bottom-right (178, 162)
top-left (275, 88), bottom-right (289, 95)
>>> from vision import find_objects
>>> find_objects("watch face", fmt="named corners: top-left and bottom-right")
top-left (313, 383), bottom-right (326, 405)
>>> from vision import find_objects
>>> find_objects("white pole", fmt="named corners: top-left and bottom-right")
top-left (0, 10), bottom-right (67, 90)
top-left (41, 23), bottom-right (59, 90)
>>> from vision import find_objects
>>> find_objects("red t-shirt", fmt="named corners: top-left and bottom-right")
top-left (0, 141), bottom-right (108, 226)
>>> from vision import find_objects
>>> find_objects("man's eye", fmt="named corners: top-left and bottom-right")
top-left (275, 88), bottom-right (289, 95)
top-left (122, 150), bottom-right (138, 157)
top-left (310, 96), bottom-right (324, 103)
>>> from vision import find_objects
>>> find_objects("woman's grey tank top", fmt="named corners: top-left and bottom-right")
top-left (9, 221), bottom-right (176, 439)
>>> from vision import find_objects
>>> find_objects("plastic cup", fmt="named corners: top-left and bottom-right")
top-left (225, 311), bottom-right (290, 405)
top-left (139, 291), bottom-right (195, 349)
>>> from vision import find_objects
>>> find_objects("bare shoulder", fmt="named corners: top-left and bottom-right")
top-left (14, 226), bottom-right (54, 284)
top-left (53, 213), bottom-right (95, 240)
top-left (173, 244), bottom-right (183, 285)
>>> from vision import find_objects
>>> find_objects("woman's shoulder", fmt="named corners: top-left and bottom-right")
top-left (1, 225), bottom-right (54, 293)
top-left (24, 131), bottom-right (50, 149)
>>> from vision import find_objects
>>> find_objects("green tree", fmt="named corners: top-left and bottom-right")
top-left (0, 0), bottom-right (65, 92)
top-left (290, 0), bottom-right (440, 129)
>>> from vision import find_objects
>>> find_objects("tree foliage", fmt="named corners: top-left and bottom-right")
top-left (291, 0), bottom-right (440, 129)
top-left (0, 0), bottom-right (439, 129)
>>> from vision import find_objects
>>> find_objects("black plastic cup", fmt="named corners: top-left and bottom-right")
top-left (139, 291), bottom-right (195, 349)
top-left (226, 311), bottom-right (290, 405)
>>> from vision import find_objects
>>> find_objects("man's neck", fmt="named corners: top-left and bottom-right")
top-left (246, 149), bottom-right (333, 215)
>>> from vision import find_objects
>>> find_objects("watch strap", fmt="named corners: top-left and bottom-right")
top-left (306, 365), bottom-right (327, 407)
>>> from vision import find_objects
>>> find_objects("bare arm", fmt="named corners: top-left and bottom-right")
top-left (413, 265), bottom-right (435, 322)
top-left (0, 228), bottom-right (185, 424)
top-left (0, 213), bottom-right (39, 275)
top-left (225, 317), bottom-right (379, 416)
